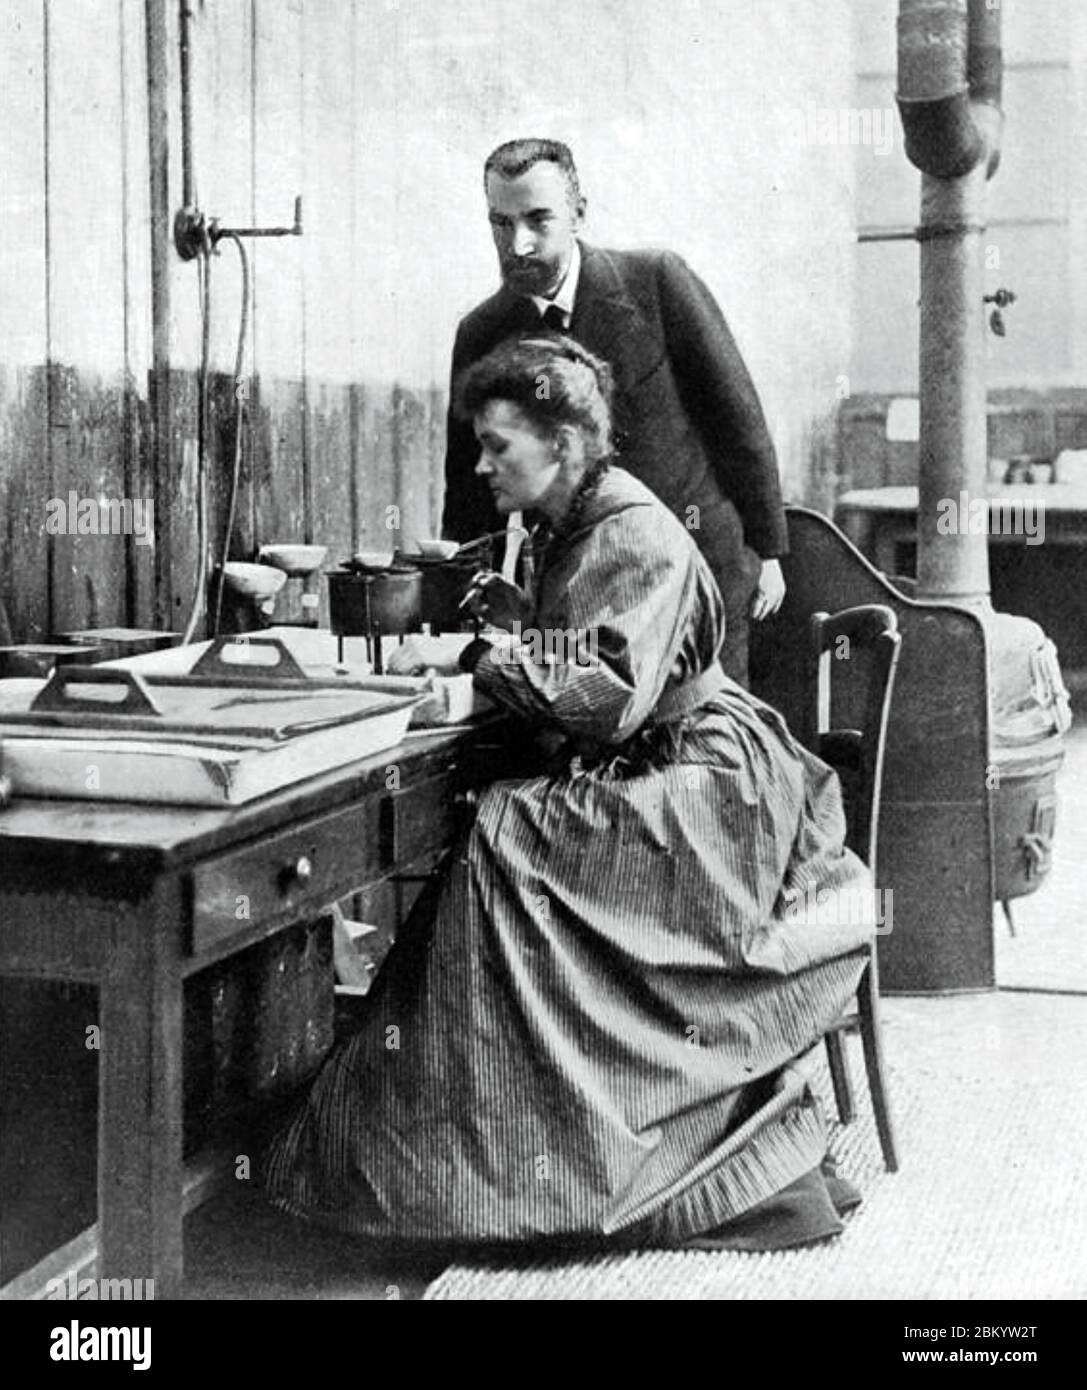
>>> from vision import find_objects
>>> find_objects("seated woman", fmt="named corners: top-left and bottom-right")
top-left (264, 335), bottom-right (875, 1251)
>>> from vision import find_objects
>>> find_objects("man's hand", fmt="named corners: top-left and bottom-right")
top-left (750, 558), bottom-right (786, 622)
top-left (460, 571), bottom-right (532, 631)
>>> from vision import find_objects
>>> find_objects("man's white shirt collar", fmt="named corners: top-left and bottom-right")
top-left (529, 239), bottom-right (581, 327)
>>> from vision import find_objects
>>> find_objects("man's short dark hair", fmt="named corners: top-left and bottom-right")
top-left (484, 138), bottom-right (583, 206)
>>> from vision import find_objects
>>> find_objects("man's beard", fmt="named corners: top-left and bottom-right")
top-left (500, 254), bottom-right (562, 297)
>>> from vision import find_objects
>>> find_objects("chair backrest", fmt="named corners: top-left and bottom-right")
top-left (805, 604), bottom-right (901, 867)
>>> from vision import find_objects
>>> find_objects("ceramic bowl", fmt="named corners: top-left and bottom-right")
top-left (257, 543), bottom-right (328, 576)
top-left (416, 539), bottom-right (461, 560)
top-left (221, 562), bottom-right (288, 602)
top-left (351, 550), bottom-right (396, 571)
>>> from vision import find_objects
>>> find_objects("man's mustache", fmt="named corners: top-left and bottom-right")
top-left (502, 257), bottom-right (547, 277)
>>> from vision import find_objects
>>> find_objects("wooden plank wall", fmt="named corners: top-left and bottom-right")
top-left (1, 0), bottom-right (52, 642)
top-left (0, 0), bottom-right (446, 645)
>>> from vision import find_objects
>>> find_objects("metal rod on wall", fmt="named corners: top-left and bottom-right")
top-left (858, 227), bottom-right (918, 243)
top-left (179, 0), bottom-right (195, 209)
top-left (145, 0), bottom-right (174, 629)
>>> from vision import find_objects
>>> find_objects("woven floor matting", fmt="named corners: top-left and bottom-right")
top-left (424, 1048), bottom-right (1087, 1300)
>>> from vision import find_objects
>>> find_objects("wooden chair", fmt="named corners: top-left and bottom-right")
top-left (806, 603), bottom-right (901, 1172)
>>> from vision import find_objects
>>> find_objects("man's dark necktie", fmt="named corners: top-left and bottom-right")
top-left (541, 303), bottom-right (566, 331)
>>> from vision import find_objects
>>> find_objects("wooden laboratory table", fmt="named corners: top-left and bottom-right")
top-left (0, 720), bottom-right (489, 1300)
top-left (834, 483), bottom-right (1087, 670)
top-left (835, 483), bottom-right (1087, 573)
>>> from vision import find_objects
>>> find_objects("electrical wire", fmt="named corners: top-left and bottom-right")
top-left (181, 248), bottom-right (212, 645)
top-left (211, 232), bottom-right (251, 637)
top-left (179, 231), bottom-right (251, 644)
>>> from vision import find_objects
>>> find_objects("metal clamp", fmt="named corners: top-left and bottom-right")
top-left (1018, 832), bottom-right (1051, 881)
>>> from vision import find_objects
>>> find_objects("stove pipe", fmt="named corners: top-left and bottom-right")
top-left (897, 0), bottom-right (1003, 603)
top-left (894, 0), bottom-right (1070, 946)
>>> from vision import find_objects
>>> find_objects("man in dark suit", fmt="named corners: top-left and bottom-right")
top-left (442, 137), bottom-right (787, 685)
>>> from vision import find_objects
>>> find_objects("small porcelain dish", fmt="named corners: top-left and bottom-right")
top-left (350, 550), bottom-right (396, 572)
top-left (415, 539), bottom-right (461, 561)
top-left (221, 561), bottom-right (288, 602)
top-left (258, 544), bottom-right (328, 576)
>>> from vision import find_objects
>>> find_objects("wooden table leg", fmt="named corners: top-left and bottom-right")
top-left (98, 872), bottom-right (185, 1299)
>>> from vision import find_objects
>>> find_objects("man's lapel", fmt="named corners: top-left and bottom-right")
top-left (569, 243), bottom-right (655, 393)
top-left (466, 285), bottom-right (540, 356)
top-left (493, 285), bottom-right (542, 334)
top-left (473, 246), bottom-right (654, 391)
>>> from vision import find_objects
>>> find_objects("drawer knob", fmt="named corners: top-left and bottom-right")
top-left (281, 854), bottom-right (313, 890)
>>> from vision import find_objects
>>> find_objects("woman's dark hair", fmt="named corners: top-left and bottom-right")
top-left (454, 334), bottom-right (614, 463)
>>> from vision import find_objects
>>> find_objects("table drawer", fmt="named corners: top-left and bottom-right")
top-left (190, 799), bottom-right (386, 956)
top-left (383, 767), bottom-right (464, 867)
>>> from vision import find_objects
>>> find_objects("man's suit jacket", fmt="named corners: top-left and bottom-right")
top-left (441, 243), bottom-right (787, 680)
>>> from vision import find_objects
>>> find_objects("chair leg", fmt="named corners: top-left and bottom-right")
top-left (825, 1030), bottom-right (855, 1124)
top-left (857, 959), bottom-right (899, 1172)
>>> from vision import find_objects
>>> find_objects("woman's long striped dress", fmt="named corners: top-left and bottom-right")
top-left (264, 470), bottom-right (873, 1246)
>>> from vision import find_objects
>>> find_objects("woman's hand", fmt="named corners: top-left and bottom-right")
top-left (460, 571), bottom-right (533, 632)
top-left (409, 676), bottom-right (453, 726)
top-left (387, 634), bottom-right (473, 677)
